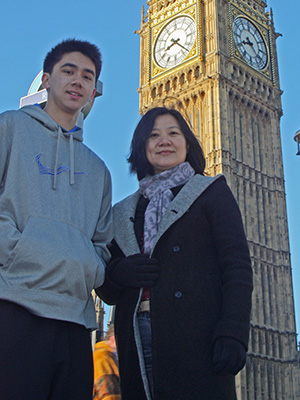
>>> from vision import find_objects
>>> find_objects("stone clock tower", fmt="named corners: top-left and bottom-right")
top-left (137, 0), bottom-right (300, 398)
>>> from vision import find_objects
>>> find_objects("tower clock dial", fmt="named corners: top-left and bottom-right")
top-left (154, 15), bottom-right (197, 69)
top-left (233, 17), bottom-right (268, 70)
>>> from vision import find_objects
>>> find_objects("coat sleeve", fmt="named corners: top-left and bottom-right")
top-left (95, 239), bottom-right (126, 305)
top-left (206, 178), bottom-right (253, 349)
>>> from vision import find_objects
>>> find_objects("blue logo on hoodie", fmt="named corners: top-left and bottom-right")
top-left (35, 153), bottom-right (86, 176)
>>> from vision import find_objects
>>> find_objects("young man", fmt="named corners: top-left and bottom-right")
top-left (0, 39), bottom-right (113, 399)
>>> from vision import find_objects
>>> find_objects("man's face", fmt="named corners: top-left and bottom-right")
top-left (42, 51), bottom-right (96, 118)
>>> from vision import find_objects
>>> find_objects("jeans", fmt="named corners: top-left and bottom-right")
top-left (137, 311), bottom-right (154, 398)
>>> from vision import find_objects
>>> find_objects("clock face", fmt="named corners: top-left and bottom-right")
top-left (154, 16), bottom-right (197, 69)
top-left (233, 17), bottom-right (268, 70)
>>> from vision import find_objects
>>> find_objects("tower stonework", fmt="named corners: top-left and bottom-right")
top-left (137, 0), bottom-right (300, 398)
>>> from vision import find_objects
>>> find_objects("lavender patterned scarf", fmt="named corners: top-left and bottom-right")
top-left (139, 162), bottom-right (195, 254)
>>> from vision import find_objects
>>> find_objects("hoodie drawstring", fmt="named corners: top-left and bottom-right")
top-left (52, 127), bottom-right (75, 190)
top-left (69, 133), bottom-right (75, 186)
top-left (53, 127), bottom-right (62, 190)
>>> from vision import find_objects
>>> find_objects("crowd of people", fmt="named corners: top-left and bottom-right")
top-left (0, 38), bottom-right (252, 400)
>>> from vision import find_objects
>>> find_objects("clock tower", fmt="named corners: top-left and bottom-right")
top-left (137, 0), bottom-right (300, 398)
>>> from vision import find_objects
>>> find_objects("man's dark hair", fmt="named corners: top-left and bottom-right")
top-left (128, 107), bottom-right (206, 180)
top-left (43, 38), bottom-right (102, 83)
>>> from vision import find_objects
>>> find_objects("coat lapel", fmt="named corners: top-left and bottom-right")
top-left (151, 174), bottom-right (223, 250)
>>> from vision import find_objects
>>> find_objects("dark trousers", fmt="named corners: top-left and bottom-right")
top-left (0, 300), bottom-right (93, 400)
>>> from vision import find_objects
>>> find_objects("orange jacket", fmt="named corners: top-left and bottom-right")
top-left (93, 341), bottom-right (121, 400)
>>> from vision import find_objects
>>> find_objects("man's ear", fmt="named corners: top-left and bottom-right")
top-left (89, 87), bottom-right (96, 103)
top-left (41, 72), bottom-right (50, 90)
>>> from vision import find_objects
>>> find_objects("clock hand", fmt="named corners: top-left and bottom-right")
top-left (165, 38), bottom-right (180, 51)
top-left (165, 42), bottom-right (175, 51)
top-left (243, 36), bottom-right (259, 57)
top-left (242, 37), bottom-right (254, 47)
top-left (175, 41), bottom-right (190, 52)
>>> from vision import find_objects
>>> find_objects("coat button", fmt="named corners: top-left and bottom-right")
top-left (174, 291), bottom-right (182, 298)
top-left (172, 245), bottom-right (180, 252)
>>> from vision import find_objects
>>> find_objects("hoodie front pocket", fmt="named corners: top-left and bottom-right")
top-left (3, 216), bottom-right (99, 301)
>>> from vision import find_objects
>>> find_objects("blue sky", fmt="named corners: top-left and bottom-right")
top-left (0, 0), bottom-right (299, 333)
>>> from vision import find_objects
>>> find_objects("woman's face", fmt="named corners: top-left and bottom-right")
top-left (146, 114), bottom-right (188, 175)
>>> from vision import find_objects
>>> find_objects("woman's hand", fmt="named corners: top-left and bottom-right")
top-left (108, 254), bottom-right (161, 288)
top-left (213, 337), bottom-right (246, 375)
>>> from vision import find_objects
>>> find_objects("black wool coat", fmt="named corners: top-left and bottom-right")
top-left (97, 174), bottom-right (253, 400)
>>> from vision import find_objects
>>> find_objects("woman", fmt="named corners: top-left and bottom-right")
top-left (97, 107), bottom-right (253, 400)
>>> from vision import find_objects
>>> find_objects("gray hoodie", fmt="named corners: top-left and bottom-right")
top-left (0, 105), bottom-right (112, 329)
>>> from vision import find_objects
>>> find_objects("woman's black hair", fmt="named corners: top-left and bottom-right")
top-left (127, 107), bottom-right (206, 180)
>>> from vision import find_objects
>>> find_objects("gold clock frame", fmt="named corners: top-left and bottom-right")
top-left (229, 2), bottom-right (274, 82)
top-left (150, 0), bottom-right (201, 80)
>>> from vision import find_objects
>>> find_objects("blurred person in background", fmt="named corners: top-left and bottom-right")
top-left (93, 324), bottom-right (121, 400)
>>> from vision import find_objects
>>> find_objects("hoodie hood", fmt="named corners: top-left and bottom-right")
top-left (20, 104), bottom-right (83, 141)
top-left (20, 105), bottom-right (83, 189)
